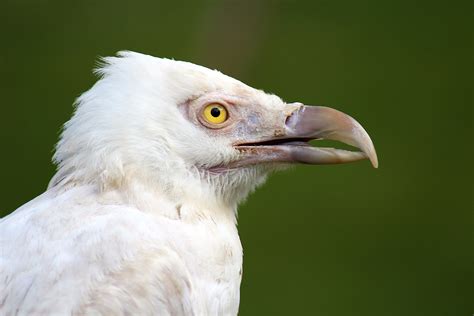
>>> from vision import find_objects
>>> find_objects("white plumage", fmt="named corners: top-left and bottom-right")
top-left (0, 51), bottom-right (377, 315)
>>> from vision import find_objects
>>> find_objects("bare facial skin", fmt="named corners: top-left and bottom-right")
top-left (184, 92), bottom-right (378, 171)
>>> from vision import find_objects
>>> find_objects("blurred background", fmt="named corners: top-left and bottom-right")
top-left (0, 0), bottom-right (471, 315)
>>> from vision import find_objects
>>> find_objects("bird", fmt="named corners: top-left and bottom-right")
top-left (0, 51), bottom-right (378, 316)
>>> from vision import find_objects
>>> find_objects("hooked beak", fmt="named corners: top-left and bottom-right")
top-left (234, 105), bottom-right (378, 168)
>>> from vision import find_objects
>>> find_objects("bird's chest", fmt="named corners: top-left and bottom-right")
top-left (168, 216), bottom-right (243, 314)
top-left (188, 220), bottom-right (242, 275)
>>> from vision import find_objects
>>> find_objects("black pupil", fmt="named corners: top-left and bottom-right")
top-left (210, 107), bottom-right (221, 117)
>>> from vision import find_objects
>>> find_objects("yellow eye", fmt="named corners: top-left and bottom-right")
top-left (202, 103), bottom-right (228, 125)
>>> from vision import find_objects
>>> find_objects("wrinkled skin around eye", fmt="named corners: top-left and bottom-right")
top-left (181, 91), bottom-right (296, 145)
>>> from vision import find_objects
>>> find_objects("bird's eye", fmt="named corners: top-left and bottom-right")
top-left (202, 103), bottom-right (228, 125)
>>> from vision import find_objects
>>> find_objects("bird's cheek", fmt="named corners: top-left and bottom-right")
top-left (233, 113), bottom-right (275, 140)
top-left (246, 113), bottom-right (261, 127)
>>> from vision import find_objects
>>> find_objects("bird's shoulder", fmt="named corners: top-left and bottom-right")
top-left (1, 185), bottom-right (167, 253)
top-left (0, 186), bottom-right (195, 315)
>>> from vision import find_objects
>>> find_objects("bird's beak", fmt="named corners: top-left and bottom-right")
top-left (234, 105), bottom-right (378, 168)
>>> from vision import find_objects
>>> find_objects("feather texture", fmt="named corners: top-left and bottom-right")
top-left (1, 186), bottom-right (242, 315)
top-left (1, 51), bottom-right (289, 315)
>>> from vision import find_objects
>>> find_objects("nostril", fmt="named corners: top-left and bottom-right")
top-left (285, 107), bottom-right (303, 129)
top-left (285, 114), bottom-right (292, 126)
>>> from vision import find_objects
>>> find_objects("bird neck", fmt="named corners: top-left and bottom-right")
top-left (49, 166), bottom-right (240, 223)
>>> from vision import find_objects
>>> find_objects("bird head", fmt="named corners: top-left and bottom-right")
top-left (51, 51), bottom-right (377, 211)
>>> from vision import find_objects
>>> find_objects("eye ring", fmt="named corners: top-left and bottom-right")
top-left (201, 103), bottom-right (229, 127)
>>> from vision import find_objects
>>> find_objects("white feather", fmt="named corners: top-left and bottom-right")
top-left (0, 51), bottom-right (288, 315)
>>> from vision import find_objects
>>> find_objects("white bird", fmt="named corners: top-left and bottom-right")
top-left (0, 51), bottom-right (378, 316)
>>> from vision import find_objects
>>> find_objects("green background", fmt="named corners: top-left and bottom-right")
top-left (1, 1), bottom-right (472, 315)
